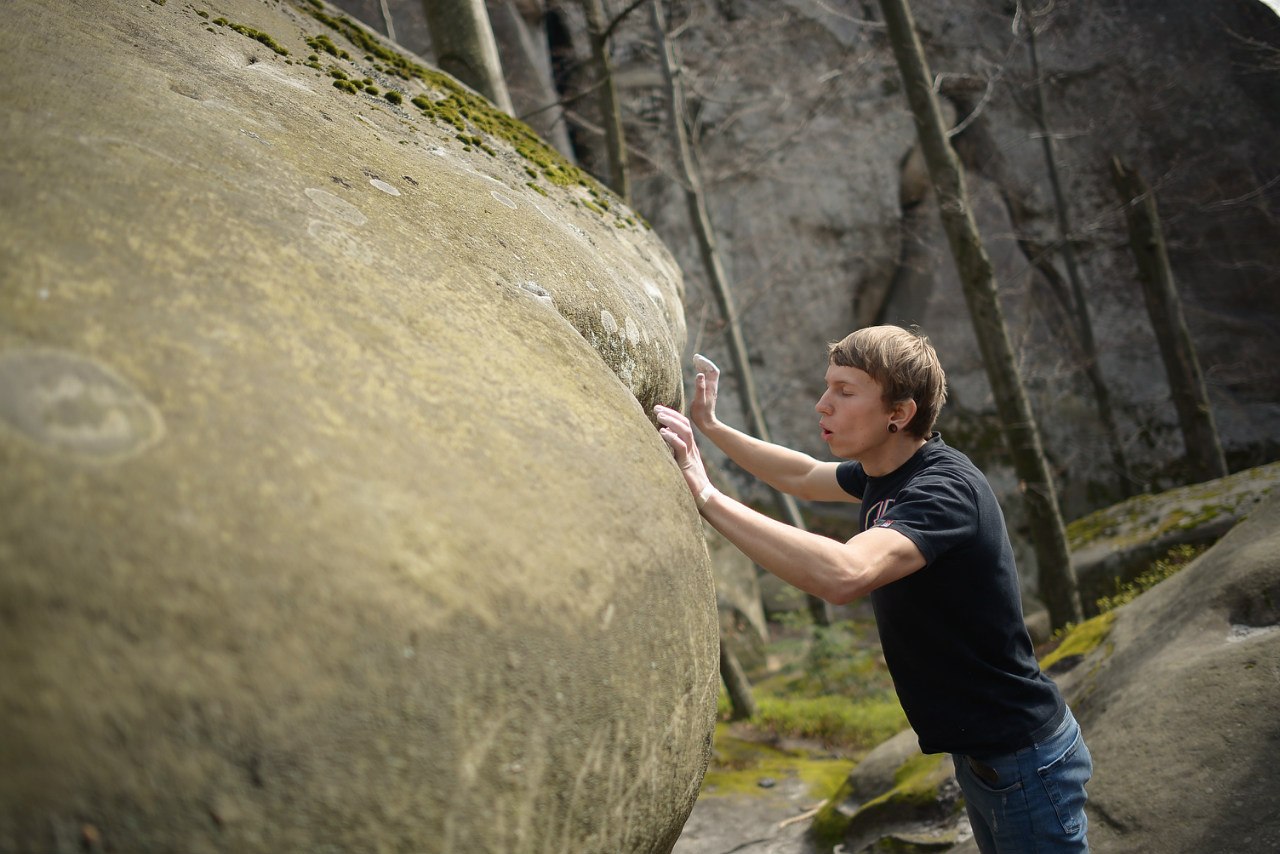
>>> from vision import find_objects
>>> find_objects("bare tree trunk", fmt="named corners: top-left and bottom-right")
top-left (719, 638), bottom-right (759, 721)
top-left (377, 0), bottom-right (396, 43)
top-left (877, 0), bottom-right (1082, 629)
top-left (421, 0), bottom-right (514, 113)
top-left (652, 0), bottom-right (832, 627)
top-left (581, 0), bottom-right (630, 201)
top-left (1110, 159), bottom-right (1228, 484)
top-left (1021, 3), bottom-right (1135, 498)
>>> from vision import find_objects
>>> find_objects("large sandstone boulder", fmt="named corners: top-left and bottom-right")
top-left (1053, 490), bottom-right (1280, 853)
top-left (1068, 461), bottom-right (1280, 614)
top-left (0, 1), bottom-right (718, 851)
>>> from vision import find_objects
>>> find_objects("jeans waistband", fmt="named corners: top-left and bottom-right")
top-left (964, 702), bottom-right (1070, 761)
top-left (1018, 702), bottom-right (1071, 755)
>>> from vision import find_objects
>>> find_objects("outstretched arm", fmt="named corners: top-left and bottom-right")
top-left (685, 354), bottom-right (854, 503)
top-left (655, 404), bottom-right (924, 604)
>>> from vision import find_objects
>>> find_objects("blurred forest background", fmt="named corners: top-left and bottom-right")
top-left (333, 0), bottom-right (1280, 577)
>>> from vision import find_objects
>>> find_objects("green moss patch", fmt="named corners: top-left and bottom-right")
top-left (753, 695), bottom-right (907, 749)
top-left (1094, 543), bottom-right (1205, 613)
top-left (296, 2), bottom-right (629, 215)
top-left (813, 752), bottom-right (955, 847)
top-left (700, 725), bottom-right (854, 800)
top-left (306, 33), bottom-right (350, 60)
top-left (1039, 611), bottom-right (1117, 672)
top-left (211, 18), bottom-right (289, 56)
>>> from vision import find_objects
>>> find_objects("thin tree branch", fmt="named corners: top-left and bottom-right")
top-left (517, 76), bottom-right (609, 121)
top-left (1199, 172), bottom-right (1280, 211)
top-left (812, 0), bottom-right (886, 28)
top-left (602, 0), bottom-right (652, 42)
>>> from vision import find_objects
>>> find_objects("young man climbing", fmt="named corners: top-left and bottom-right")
top-left (654, 325), bottom-right (1092, 853)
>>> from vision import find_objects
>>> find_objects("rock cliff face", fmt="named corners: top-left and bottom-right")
top-left (620, 0), bottom-right (1280, 527)
top-left (0, 1), bottom-right (718, 851)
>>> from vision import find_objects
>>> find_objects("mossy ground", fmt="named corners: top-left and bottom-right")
top-left (699, 723), bottom-right (855, 799)
top-left (702, 614), bottom-right (904, 803)
top-left (723, 615), bottom-right (907, 749)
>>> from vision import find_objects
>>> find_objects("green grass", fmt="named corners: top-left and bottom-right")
top-left (1095, 543), bottom-right (1205, 613)
top-left (700, 724), bottom-right (855, 799)
top-left (715, 617), bottom-right (906, 750)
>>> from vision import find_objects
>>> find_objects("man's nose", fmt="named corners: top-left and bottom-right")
top-left (815, 392), bottom-right (832, 414)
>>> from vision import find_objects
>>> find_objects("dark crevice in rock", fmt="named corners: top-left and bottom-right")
top-left (1227, 583), bottom-right (1280, 629)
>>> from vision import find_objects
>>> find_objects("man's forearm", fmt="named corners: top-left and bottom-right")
top-left (699, 488), bottom-right (857, 603)
top-left (698, 491), bottom-right (925, 605)
top-left (698, 419), bottom-right (828, 499)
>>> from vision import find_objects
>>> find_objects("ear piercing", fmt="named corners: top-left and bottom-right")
top-left (888, 423), bottom-right (899, 433)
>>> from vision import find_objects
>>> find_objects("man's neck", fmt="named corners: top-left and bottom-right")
top-left (860, 435), bottom-right (929, 478)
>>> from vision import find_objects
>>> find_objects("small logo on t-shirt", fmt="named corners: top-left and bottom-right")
top-left (866, 499), bottom-right (895, 528)
top-left (874, 519), bottom-right (895, 528)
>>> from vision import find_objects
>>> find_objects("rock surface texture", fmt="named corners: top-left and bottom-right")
top-left (0, 1), bottom-right (718, 852)
top-left (1068, 460), bottom-right (1280, 613)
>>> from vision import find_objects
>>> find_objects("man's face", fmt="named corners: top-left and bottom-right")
top-left (816, 364), bottom-right (894, 459)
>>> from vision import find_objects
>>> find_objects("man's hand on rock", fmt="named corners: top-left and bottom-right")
top-left (655, 404), bottom-right (717, 512)
top-left (690, 353), bottom-right (721, 432)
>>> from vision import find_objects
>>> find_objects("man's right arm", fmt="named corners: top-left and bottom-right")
top-left (690, 354), bottom-right (857, 504)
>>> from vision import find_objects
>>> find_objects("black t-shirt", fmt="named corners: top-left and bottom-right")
top-left (836, 433), bottom-right (1064, 756)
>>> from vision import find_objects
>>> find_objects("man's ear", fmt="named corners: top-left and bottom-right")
top-left (893, 398), bottom-right (918, 429)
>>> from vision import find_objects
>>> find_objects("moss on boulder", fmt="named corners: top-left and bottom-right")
top-left (814, 730), bottom-right (963, 852)
top-left (1068, 462), bottom-right (1280, 614)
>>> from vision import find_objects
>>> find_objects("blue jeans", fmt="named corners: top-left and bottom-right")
top-left (953, 707), bottom-right (1092, 853)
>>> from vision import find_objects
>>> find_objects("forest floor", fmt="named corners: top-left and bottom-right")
top-left (671, 611), bottom-right (891, 854)
top-left (671, 723), bottom-right (847, 854)
top-left (672, 771), bottom-right (825, 854)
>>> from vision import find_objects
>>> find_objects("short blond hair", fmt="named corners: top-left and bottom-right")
top-left (828, 326), bottom-right (947, 438)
